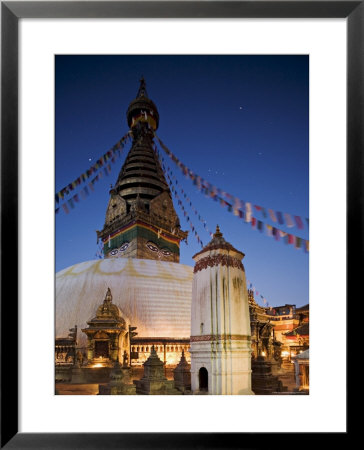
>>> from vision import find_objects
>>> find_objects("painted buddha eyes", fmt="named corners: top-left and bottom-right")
top-left (146, 241), bottom-right (171, 257)
top-left (109, 242), bottom-right (129, 256)
top-left (146, 242), bottom-right (159, 252)
top-left (119, 242), bottom-right (129, 252)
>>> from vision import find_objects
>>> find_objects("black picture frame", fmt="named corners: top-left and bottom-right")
top-left (1, 1), bottom-right (355, 448)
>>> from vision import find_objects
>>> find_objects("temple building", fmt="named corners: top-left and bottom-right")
top-left (283, 323), bottom-right (309, 358)
top-left (55, 326), bottom-right (77, 365)
top-left (265, 304), bottom-right (299, 343)
top-left (266, 303), bottom-right (309, 360)
top-left (249, 289), bottom-right (274, 359)
top-left (82, 288), bottom-right (130, 367)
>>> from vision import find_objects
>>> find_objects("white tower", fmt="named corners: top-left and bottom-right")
top-left (190, 226), bottom-right (253, 395)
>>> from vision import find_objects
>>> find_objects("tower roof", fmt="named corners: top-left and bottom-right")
top-left (113, 135), bottom-right (170, 203)
top-left (193, 225), bottom-right (245, 259)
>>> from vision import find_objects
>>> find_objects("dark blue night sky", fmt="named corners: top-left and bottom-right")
top-left (56, 55), bottom-right (309, 307)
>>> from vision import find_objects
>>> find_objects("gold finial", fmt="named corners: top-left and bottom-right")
top-left (214, 225), bottom-right (222, 237)
top-left (137, 76), bottom-right (148, 98)
top-left (105, 287), bottom-right (112, 303)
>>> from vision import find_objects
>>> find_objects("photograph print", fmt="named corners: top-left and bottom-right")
top-left (55, 55), bottom-right (309, 395)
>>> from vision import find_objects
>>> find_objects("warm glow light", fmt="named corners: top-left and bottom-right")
top-left (93, 363), bottom-right (104, 368)
top-left (166, 354), bottom-right (180, 366)
top-left (261, 351), bottom-right (266, 356)
top-left (281, 351), bottom-right (289, 357)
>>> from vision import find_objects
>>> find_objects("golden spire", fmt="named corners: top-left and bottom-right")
top-left (104, 287), bottom-right (112, 304)
top-left (214, 225), bottom-right (223, 238)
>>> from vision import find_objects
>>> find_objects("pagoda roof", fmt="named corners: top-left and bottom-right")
top-left (193, 225), bottom-right (244, 259)
top-left (285, 323), bottom-right (309, 337)
top-left (295, 304), bottom-right (309, 313)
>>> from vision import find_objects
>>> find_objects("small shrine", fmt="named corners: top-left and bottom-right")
top-left (251, 355), bottom-right (286, 394)
top-left (82, 288), bottom-right (130, 367)
top-left (173, 350), bottom-right (191, 392)
top-left (134, 346), bottom-right (181, 395)
top-left (98, 356), bottom-right (136, 395)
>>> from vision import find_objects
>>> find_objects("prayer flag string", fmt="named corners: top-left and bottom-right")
top-left (156, 147), bottom-right (214, 240)
top-left (155, 133), bottom-right (308, 231)
top-left (56, 136), bottom-right (130, 214)
top-left (55, 131), bottom-right (132, 204)
top-left (157, 150), bottom-right (205, 248)
top-left (154, 136), bottom-right (309, 253)
top-left (166, 172), bottom-right (204, 249)
top-left (157, 146), bottom-right (273, 307)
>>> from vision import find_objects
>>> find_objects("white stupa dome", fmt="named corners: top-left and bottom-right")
top-left (56, 258), bottom-right (193, 346)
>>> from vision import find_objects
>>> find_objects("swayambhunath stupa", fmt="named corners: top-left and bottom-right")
top-left (56, 68), bottom-right (309, 395)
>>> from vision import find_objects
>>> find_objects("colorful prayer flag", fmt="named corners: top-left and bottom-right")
top-left (272, 227), bottom-right (280, 240)
top-left (245, 202), bottom-right (252, 223)
top-left (268, 209), bottom-right (277, 222)
top-left (295, 236), bottom-right (302, 248)
top-left (276, 211), bottom-right (284, 225)
top-left (294, 216), bottom-right (304, 229)
top-left (305, 240), bottom-right (309, 253)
